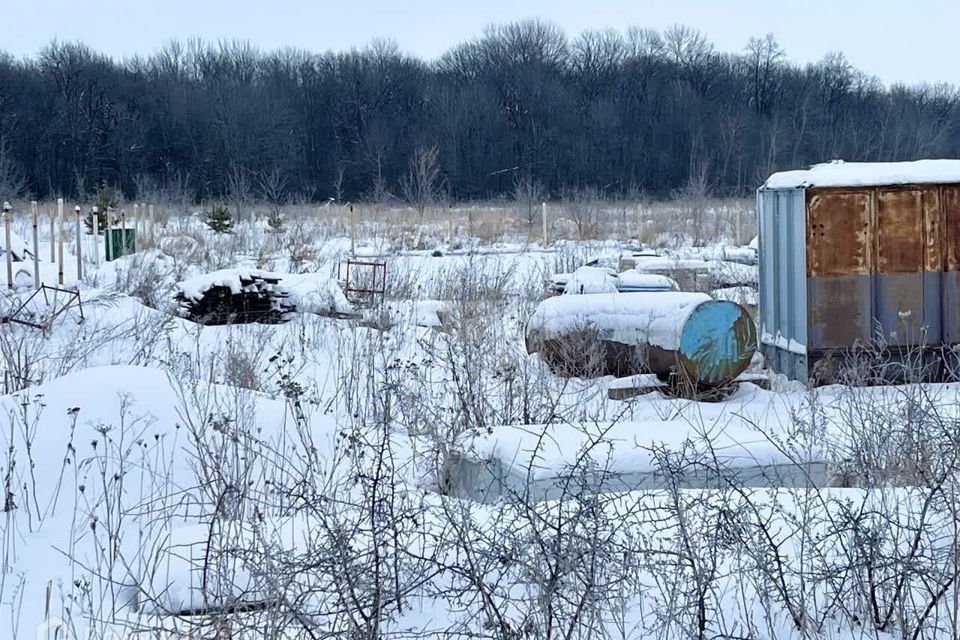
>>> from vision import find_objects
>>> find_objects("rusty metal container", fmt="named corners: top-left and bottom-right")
top-left (758, 160), bottom-right (960, 384)
top-left (525, 292), bottom-right (757, 388)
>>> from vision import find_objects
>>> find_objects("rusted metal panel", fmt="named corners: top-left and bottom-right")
top-left (943, 187), bottom-right (960, 345)
top-left (806, 189), bottom-right (871, 277)
top-left (923, 187), bottom-right (943, 272)
top-left (877, 189), bottom-right (923, 272)
top-left (875, 189), bottom-right (924, 345)
top-left (923, 188), bottom-right (943, 343)
top-left (806, 189), bottom-right (872, 349)
top-left (943, 187), bottom-right (960, 271)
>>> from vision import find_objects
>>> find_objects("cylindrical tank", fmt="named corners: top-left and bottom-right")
top-left (526, 292), bottom-right (757, 388)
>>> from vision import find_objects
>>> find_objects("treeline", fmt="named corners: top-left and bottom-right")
top-left (1, 20), bottom-right (958, 204)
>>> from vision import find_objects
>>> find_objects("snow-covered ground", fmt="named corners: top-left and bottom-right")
top-left (1, 211), bottom-right (958, 639)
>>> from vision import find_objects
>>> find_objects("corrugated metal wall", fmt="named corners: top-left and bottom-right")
top-left (757, 188), bottom-right (807, 379)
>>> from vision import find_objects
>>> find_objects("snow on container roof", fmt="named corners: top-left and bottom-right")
top-left (763, 159), bottom-right (960, 190)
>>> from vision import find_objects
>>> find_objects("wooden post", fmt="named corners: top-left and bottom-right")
top-left (448, 206), bottom-right (455, 243)
top-left (349, 203), bottom-right (355, 256)
top-left (31, 201), bottom-right (39, 289)
top-left (105, 207), bottom-right (113, 261)
top-left (49, 205), bottom-right (55, 263)
top-left (3, 202), bottom-right (12, 290)
top-left (735, 201), bottom-right (743, 246)
top-left (541, 201), bottom-right (548, 246)
top-left (148, 204), bottom-right (154, 246)
top-left (92, 211), bottom-right (99, 266)
top-left (57, 198), bottom-right (64, 285)
top-left (133, 203), bottom-right (139, 239)
top-left (636, 203), bottom-right (643, 245)
top-left (74, 205), bottom-right (83, 281)
top-left (120, 209), bottom-right (127, 257)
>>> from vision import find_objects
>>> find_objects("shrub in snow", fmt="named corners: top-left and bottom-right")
top-left (205, 202), bottom-right (233, 233)
top-left (84, 182), bottom-right (119, 232)
top-left (266, 207), bottom-right (284, 232)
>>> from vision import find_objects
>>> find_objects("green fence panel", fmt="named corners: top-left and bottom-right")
top-left (105, 229), bottom-right (136, 261)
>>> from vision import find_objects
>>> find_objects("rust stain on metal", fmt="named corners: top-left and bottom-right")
top-left (806, 189), bottom-right (871, 277)
top-left (877, 189), bottom-right (923, 272)
top-left (944, 187), bottom-right (960, 271)
top-left (923, 187), bottom-right (943, 272)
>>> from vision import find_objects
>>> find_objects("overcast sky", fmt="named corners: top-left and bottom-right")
top-left (4, 0), bottom-right (956, 86)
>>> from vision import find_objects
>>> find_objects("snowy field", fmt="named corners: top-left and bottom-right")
top-left (2, 203), bottom-right (959, 639)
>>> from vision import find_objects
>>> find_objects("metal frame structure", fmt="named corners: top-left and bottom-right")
top-left (0, 285), bottom-right (84, 331)
top-left (338, 259), bottom-right (387, 304)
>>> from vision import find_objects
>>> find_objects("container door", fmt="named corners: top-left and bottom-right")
top-left (806, 190), bottom-right (872, 349)
top-left (944, 187), bottom-right (960, 345)
top-left (875, 189), bottom-right (925, 346)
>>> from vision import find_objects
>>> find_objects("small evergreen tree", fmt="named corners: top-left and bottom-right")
top-left (84, 183), bottom-right (120, 232)
top-left (205, 202), bottom-right (233, 233)
top-left (266, 206), bottom-right (284, 232)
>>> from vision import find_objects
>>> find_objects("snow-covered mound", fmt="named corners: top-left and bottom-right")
top-left (562, 265), bottom-right (618, 295)
top-left (712, 285), bottom-right (758, 307)
top-left (0, 365), bottom-right (339, 634)
top-left (616, 270), bottom-right (678, 292)
top-left (457, 418), bottom-right (802, 481)
top-left (722, 245), bottom-right (757, 265)
top-left (445, 382), bottom-right (831, 500)
top-left (1, 225), bottom-right (30, 260)
top-left (618, 252), bottom-right (758, 286)
top-left (383, 299), bottom-right (451, 328)
top-left (281, 271), bottom-right (354, 316)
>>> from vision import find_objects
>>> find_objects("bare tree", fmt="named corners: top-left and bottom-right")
top-left (258, 167), bottom-right (287, 231)
top-left (0, 138), bottom-right (27, 201)
top-left (333, 165), bottom-right (345, 204)
top-left (677, 163), bottom-right (711, 246)
top-left (512, 173), bottom-right (544, 226)
top-left (258, 167), bottom-right (287, 207)
top-left (400, 145), bottom-right (442, 218)
top-left (227, 165), bottom-right (253, 224)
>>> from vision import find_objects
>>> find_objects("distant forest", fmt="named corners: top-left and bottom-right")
top-left (1, 20), bottom-right (958, 204)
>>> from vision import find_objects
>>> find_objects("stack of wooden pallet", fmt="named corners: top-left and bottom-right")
top-left (175, 271), bottom-right (294, 325)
